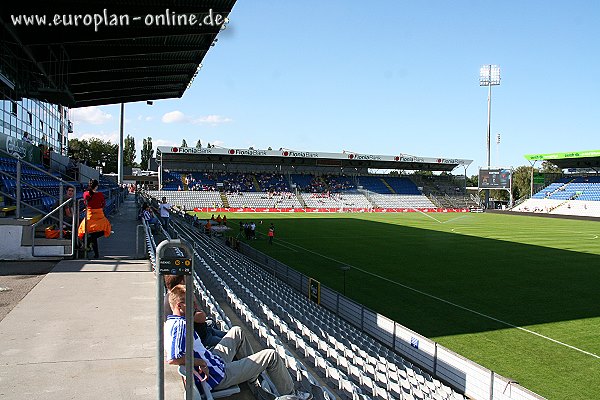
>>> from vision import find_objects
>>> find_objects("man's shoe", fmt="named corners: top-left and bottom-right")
top-left (276, 391), bottom-right (312, 400)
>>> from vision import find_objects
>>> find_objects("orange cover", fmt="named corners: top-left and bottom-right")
top-left (78, 208), bottom-right (112, 239)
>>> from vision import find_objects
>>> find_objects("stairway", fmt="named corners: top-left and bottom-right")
top-left (220, 192), bottom-right (229, 207)
top-left (251, 174), bottom-right (261, 191)
top-left (179, 173), bottom-right (188, 190)
top-left (380, 178), bottom-right (396, 194)
top-left (296, 192), bottom-right (306, 207)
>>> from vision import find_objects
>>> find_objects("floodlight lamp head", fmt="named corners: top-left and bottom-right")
top-left (479, 64), bottom-right (501, 86)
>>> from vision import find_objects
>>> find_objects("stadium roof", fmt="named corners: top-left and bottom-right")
top-left (525, 150), bottom-right (600, 169)
top-left (0, 1), bottom-right (236, 107)
top-left (157, 146), bottom-right (473, 171)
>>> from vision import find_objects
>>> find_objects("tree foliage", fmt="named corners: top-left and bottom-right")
top-left (141, 137), bottom-right (154, 169)
top-left (181, 139), bottom-right (188, 147)
top-left (512, 165), bottom-right (535, 200)
top-left (195, 139), bottom-right (202, 148)
top-left (67, 138), bottom-right (117, 173)
top-left (124, 135), bottom-right (136, 167)
top-left (541, 161), bottom-right (562, 173)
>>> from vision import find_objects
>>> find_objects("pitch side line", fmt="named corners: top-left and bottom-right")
top-left (276, 237), bottom-right (600, 360)
top-left (441, 214), bottom-right (471, 224)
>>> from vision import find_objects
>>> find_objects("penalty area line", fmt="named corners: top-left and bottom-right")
top-left (275, 237), bottom-right (600, 360)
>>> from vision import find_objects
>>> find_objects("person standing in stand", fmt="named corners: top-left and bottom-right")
top-left (77, 179), bottom-right (112, 258)
top-left (158, 196), bottom-right (172, 230)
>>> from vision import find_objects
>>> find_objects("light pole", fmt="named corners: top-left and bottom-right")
top-left (118, 103), bottom-right (124, 185)
top-left (118, 101), bottom-right (154, 185)
top-left (479, 64), bottom-right (501, 207)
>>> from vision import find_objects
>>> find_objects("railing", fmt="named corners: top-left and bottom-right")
top-left (30, 196), bottom-right (78, 257)
top-left (0, 148), bottom-right (77, 221)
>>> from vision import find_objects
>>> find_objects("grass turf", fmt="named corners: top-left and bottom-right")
top-left (194, 211), bottom-right (600, 399)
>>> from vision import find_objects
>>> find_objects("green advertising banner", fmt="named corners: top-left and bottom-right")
top-left (0, 132), bottom-right (42, 164)
top-left (533, 173), bottom-right (545, 185)
top-left (525, 150), bottom-right (600, 161)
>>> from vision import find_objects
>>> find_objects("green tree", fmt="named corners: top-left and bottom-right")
top-left (195, 139), bottom-right (202, 148)
top-left (181, 139), bottom-right (188, 147)
top-left (87, 138), bottom-right (118, 174)
top-left (141, 137), bottom-right (154, 170)
top-left (413, 170), bottom-right (433, 176)
top-left (124, 135), bottom-right (136, 167)
top-left (67, 138), bottom-right (91, 162)
top-left (541, 161), bottom-right (562, 174)
top-left (512, 165), bottom-right (536, 200)
top-left (466, 175), bottom-right (478, 187)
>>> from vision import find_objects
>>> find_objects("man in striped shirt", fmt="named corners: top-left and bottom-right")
top-left (165, 286), bottom-right (311, 399)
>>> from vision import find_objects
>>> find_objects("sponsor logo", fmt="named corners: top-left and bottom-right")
top-left (397, 156), bottom-right (425, 163)
top-left (352, 154), bottom-right (382, 161)
top-left (284, 151), bottom-right (320, 158)
top-left (171, 147), bottom-right (213, 154)
top-left (230, 149), bottom-right (268, 156)
top-left (438, 158), bottom-right (461, 164)
top-left (348, 154), bottom-right (355, 159)
top-left (6, 137), bottom-right (27, 159)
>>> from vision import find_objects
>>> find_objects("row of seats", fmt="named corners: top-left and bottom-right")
top-left (147, 190), bottom-right (441, 210)
top-left (370, 194), bottom-right (436, 209)
top-left (146, 190), bottom-right (224, 209)
top-left (171, 216), bottom-right (466, 400)
top-left (227, 192), bottom-right (302, 208)
top-left (532, 177), bottom-right (600, 201)
top-left (161, 173), bottom-right (442, 197)
top-left (301, 193), bottom-right (373, 209)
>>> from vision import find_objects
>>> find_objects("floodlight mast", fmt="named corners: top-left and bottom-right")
top-left (480, 65), bottom-right (501, 168)
top-left (480, 65), bottom-right (500, 208)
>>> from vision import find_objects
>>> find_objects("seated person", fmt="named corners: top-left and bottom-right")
top-left (165, 286), bottom-right (310, 399)
top-left (164, 277), bottom-right (225, 347)
top-left (142, 203), bottom-right (160, 230)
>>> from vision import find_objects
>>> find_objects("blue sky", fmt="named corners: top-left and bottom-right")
top-left (70, 0), bottom-right (599, 176)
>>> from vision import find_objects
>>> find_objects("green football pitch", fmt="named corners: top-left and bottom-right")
top-left (193, 211), bottom-right (600, 399)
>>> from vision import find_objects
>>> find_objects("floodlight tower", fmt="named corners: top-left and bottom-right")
top-left (479, 65), bottom-right (501, 168)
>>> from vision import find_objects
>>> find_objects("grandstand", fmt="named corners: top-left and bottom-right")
top-left (168, 210), bottom-right (470, 400)
top-left (513, 150), bottom-right (600, 217)
top-left (155, 146), bottom-right (472, 212)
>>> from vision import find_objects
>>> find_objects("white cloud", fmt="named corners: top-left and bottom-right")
top-left (161, 110), bottom-right (187, 123)
top-left (153, 139), bottom-right (180, 147)
top-left (192, 115), bottom-right (232, 125)
top-left (71, 106), bottom-right (112, 125)
top-left (161, 111), bottom-right (232, 126)
top-left (71, 131), bottom-right (119, 144)
top-left (145, 116), bottom-right (154, 121)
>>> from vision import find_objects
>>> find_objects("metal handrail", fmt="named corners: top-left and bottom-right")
top-left (31, 196), bottom-right (77, 258)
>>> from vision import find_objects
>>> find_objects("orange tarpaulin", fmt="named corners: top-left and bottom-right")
top-left (78, 208), bottom-right (112, 239)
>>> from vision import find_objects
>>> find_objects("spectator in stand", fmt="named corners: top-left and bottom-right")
top-left (163, 277), bottom-right (225, 347)
top-left (142, 203), bottom-right (160, 231)
top-left (165, 286), bottom-right (310, 399)
top-left (158, 197), bottom-right (172, 229)
top-left (77, 179), bottom-right (112, 258)
top-left (53, 186), bottom-right (75, 228)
